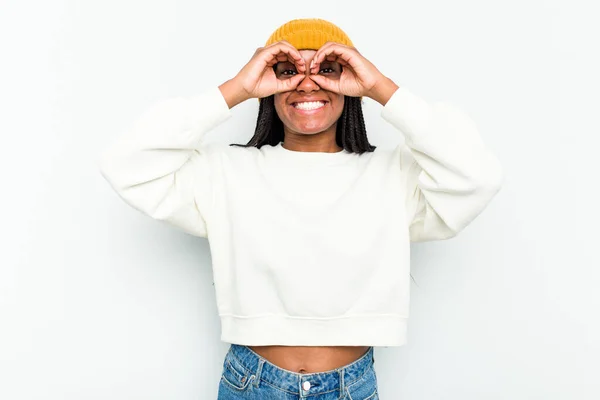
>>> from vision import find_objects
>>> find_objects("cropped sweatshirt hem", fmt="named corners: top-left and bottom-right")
top-left (220, 314), bottom-right (408, 347)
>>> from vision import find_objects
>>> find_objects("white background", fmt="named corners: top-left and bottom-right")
top-left (1, 0), bottom-right (598, 399)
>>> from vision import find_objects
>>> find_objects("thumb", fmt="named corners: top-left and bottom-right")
top-left (310, 75), bottom-right (338, 93)
top-left (276, 74), bottom-right (305, 93)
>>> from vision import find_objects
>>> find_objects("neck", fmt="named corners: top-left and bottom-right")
top-left (281, 131), bottom-right (341, 153)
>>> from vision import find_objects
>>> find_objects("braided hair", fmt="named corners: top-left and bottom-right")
top-left (229, 95), bottom-right (376, 154)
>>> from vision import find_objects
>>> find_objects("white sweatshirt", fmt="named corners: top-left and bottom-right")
top-left (98, 86), bottom-right (503, 346)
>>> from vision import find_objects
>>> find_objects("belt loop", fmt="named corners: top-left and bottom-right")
top-left (253, 358), bottom-right (264, 388)
top-left (338, 368), bottom-right (345, 399)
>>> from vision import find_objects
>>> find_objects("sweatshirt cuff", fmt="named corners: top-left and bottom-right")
top-left (380, 86), bottom-right (434, 141)
top-left (187, 86), bottom-right (232, 138)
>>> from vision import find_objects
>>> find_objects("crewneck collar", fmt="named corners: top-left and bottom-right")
top-left (274, 142), bottom-right (352, 158)
top-left (262, 142), bottom-right (358, 167)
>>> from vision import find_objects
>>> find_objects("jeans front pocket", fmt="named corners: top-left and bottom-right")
top-left (345, 364), bottom-right (379, 400)
top-left (219, 352), bottom-right (255, 392)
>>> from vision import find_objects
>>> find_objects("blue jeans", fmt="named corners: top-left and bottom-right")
top-left (217, 344), bottom-right (379, 399)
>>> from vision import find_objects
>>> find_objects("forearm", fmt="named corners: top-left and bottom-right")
top-left (367, 76), bottom-right (400, 106)
top-left (219, 78), bottom-right (250, 109)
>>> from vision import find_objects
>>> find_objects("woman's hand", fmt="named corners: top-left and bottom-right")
top-left (220, 41), bottom-right (307, 108)
top-left (309, 42), bottom-right (400, 105)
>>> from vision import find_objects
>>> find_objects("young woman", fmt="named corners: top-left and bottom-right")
top-left (99, 18), bottom-right (503, 400)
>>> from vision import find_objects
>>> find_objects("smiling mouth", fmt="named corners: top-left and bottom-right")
top-left (292, 101), bottom-right (327, 110)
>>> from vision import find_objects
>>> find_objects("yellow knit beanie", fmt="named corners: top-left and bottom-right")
top-left (265, 18), bottom-right (353, 50)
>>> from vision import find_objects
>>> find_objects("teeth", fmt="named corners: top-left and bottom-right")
top-left (294, 101), bottom-right (325, 110)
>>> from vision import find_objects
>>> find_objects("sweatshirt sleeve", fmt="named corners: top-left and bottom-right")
top-left (97, 86), bottom-right (232, 238)
top-left (381, 86), bottom-right (504, 242)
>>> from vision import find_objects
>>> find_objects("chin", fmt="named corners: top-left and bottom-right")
top-left (290, 121), bottom-right (335, 135)
top-left (294, 128), bottom-right (326, 135)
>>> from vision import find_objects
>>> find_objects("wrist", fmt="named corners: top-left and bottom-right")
top-left (218, 78), bottom-right (249, 109)
top-left (367, 76), bottom-right (399, 106)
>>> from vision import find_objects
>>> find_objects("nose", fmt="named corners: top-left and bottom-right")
top-left (296, 71), bottom-right (320, 93)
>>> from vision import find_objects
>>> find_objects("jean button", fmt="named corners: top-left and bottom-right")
top-left (303, 381), bottom-right (311, 390)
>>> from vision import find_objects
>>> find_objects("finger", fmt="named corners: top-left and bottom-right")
top-left (311, 42), bottom-right (342, 67)
top-left (265, 52), bottom-right (295, 67)
top-left (311, 43), bottom-right (356, 73)
top-left (276, 40), bottom-right (307, 72)
top-left (309, 74), bottom-right (339, 93)
top-left (312, 50), bottom-right (354, 74)
top-left (324, 53), bottom-right (349, 65)
top-left (266, 57), bottom-right (306, 76)
top-left (266, 50), bottom-right (306, 72)
top-left (320, 54), bottom-right (349, 68)
top-left (320, 41), bottom-right (357, 53)
top-left (276, 73), bottom-right (305, 93)
top-left (264, 41), bottom-right (306, 72)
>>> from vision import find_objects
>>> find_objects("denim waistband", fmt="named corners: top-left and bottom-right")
top-left (227, 344), bottom-right (374, 396)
